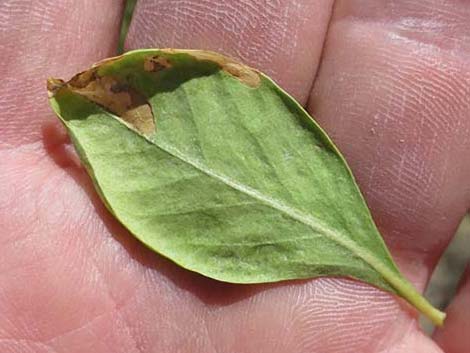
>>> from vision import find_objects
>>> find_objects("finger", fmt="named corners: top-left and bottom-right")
top-left (308, 0), bottom-right (470, 282)
top-left (0, 0), bottom-right (125, 149)
top-left (125, 0), bottom-right (334, 105)
top-left (433, 266), bottom-right (470, 353)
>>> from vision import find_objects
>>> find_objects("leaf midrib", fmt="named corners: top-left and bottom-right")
top-left (149, 135), bottom-right (383, 273)
top-left (75, 103), bottom-right (397, 287)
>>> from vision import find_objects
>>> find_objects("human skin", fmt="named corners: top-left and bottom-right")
top-left (0, 0), bottom-right (469, 352)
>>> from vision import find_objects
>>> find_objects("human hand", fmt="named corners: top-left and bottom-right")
top-left (1, 1), bottom-right (469, 352)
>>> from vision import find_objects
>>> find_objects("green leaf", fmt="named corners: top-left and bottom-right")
top-left (47, 49), bottom-right (445, 325)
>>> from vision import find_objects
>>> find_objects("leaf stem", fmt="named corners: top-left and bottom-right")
top-left (375, 262), bottom-right (446, 326)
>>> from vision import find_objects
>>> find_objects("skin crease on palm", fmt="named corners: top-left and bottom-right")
top-left (0, 0), bottom-right (469, 352)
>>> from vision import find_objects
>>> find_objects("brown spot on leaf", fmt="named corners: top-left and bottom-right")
top-left (47, 78), bottom-right (65, 97)
top-left (47, 49), bottom-right (259, 137)
top-left (164, 49), bottom-right (261, 88)
top-left (121, 104), bottom-right (155, 135)
top-left (144, 55), bottom-right (172, 72)
top-left (68, 68), bottom-right (97, 88)
top-left (222, 62), bottom-right (260, 88)
top-left (48, 69), bottom-right (155, 137)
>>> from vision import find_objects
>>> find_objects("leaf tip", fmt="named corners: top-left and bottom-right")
top-left (46, 77), bottom-right (65, 98)
top-left (51, 67), bottom-right (156, 137)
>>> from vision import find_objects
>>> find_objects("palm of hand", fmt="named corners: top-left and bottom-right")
top-left (1, 1), bottom-right (469, 353)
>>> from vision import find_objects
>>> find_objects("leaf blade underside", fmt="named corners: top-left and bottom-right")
top-left (48, 49), bottom-right (445, 325)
